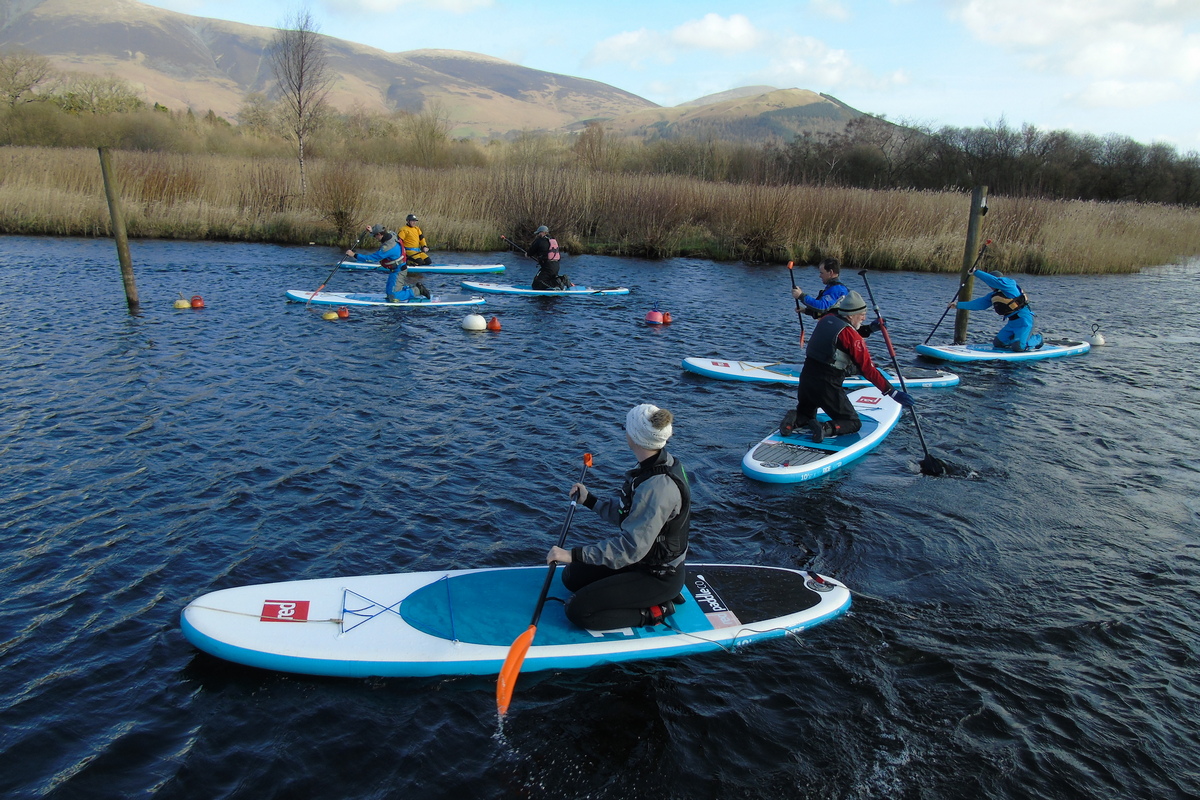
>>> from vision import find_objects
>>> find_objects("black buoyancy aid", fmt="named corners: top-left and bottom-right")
top-left (991, 290), bottom-right (1029, 317)
top-left (618, 453), bottom-right (690, 569)
top-left (804, 313), bottom-right (856, 374)
top-left (546, 238), bottom-right (560, 262)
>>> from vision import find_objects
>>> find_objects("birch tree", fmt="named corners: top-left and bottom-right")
top-left (269, 8), bottom-right (332, 197)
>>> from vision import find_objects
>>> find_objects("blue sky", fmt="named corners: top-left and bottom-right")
top-left (141, 0), bottom-right (1200, 150)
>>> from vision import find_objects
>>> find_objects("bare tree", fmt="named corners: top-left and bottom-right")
top-left (269, 7), bottom-right (333, 197)
top-left (0, 49), bottom-right (55, 106)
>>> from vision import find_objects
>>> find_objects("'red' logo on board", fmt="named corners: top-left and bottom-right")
top-left (713, 361), bottom-right (730, 367)
top-left (261, 600), bottom-right (310, 622)
top-left (859, 395), bottom-right (882, 405)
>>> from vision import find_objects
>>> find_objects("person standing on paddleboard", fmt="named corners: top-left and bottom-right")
top-left (528, 225), bottom-right (571, 290)
top-left (792, 258), bottom-right (849, 318)
top-left (345, 224), bottom-right (429, 302)
top-left (781, 291), bottom-right (914, 442)
top-left (950, 268), bottom-right (1043, 352)
top-left (546, 404), bottom-right (690, 630)
top-left (399, 214), bottom-right (432, 267)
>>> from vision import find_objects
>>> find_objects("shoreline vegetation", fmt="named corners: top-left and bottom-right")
top-left (2, 146), bottom-right (1199, 274)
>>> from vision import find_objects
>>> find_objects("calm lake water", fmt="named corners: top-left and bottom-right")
top-left (1, 235), bottom-right (1198, 799)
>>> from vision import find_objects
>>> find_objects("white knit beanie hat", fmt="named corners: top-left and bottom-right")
top-left (626, 404), bottom-right (673, 450)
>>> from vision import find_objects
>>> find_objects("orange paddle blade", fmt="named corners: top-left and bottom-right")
top-left (787, 260), bottom-right (794, 269)
top-left (496, 624), bottom-right (537, 717)
top-left (583, 452), bottom-right (593, 468)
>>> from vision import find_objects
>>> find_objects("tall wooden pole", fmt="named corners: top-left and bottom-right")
top-left (98, 147), bottom-right (139, 313)
top-left (953, 185), bottom-right (987, 345)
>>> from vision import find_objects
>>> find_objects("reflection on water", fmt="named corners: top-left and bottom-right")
top-left (1, 236), bottom-right (1198, 799)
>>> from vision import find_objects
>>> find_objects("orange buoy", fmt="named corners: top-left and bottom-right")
top-left (486, 315), bottom-right (502, 331)
top-left (337, 306), bottom-right (350, 319)
top-left (190, 295), bottom-right (205, 308)
top-left (662, 311), bottom-right (673, 324)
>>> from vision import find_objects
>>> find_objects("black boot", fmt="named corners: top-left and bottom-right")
top-left (808, 419), bottom-right (825, 443)
top-left (641, 600), bottom-right (677, 627)
top-left (779, 409), bottom-right (797, 437)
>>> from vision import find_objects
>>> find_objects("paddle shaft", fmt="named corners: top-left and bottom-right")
top-left (924, 242), bottom-right (989, 344)
top-left (787, 262), bottom-right (806, 346)
top-left (858, 270), bottom-right (937, 460)
top-left (527, 458), bottom-right (590, 628)
top-left (308, 229), bottom-right (368, 305)
top-left (500, 235), bottom-right (530, 257)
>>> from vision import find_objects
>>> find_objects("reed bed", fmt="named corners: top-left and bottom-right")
top-left (0, 146), bottom-right (1197, 273)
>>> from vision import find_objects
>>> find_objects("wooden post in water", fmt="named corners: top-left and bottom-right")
top-left (953, 185), bottom-right (988, 345)
top-left (98, 147), bottom-right (139, 313)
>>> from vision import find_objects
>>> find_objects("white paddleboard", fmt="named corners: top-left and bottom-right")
top-left (338, 261), bottom-right (505, 274)
top-left (285, 289), bottom-right (485, 307)
top-left (742, 388), bottom-right (903, 483)
top-left (180, 564), bottom-right (851, 678)
top-left (461, 281), bottom-right (630, 296)
top-left (682, 357), bottom-right (959, 388)
top-left (915, 339), bottom-right (1090, 363)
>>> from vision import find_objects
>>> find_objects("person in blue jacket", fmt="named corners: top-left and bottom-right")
top-left (344, 224), bottom-right (428, 302)
top-left (951, 269), bottom-right (1042, 351)
top-left (792, 258), bottom-right (848, 318)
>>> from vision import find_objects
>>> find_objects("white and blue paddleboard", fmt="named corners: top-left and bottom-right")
top-left (682, 357), bottom-right (959, 388)
top-left (461, 281), bottom-right (630, 297)
top-left (742, 387), bottom-right (903, 484)
top-left (915, 339), bottom-right (1090, 363)
top-left (338, 261), bottom-right (505, 274)
top-left (180, 564), bottom-right (850, 678)
top-left (285, 289), bottom-right (485, 307)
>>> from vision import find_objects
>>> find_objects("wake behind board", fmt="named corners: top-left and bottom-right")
top-left (461, 281), bottom-right (630, 297)
top-left (682, 357), bottom-right (959, 388)
top-left (285, 289), bottom-right (485, 307)
top-left (180, 564), bottom-right (850, 679)
top-left (915, 339), bottom-right (1090, 363)
top-left (742, 387), bottom-right (903, 483)
top-left (338, 260), bottom-right (505, 274)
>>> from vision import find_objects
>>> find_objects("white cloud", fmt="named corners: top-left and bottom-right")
top-left (585, 29), bottom-right (674, 69)
top-left (323, 0), bottom-right (492, 13)
top-left (756, 35), bottom-right (902, 91)
top-left (670, 14), bottom-right (764, 52)
top-left (1072, 79), bottom-right (1184, 108)
top-left (808, 0), bottom-right (851, 22)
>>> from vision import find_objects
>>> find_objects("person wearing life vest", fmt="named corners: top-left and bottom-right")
top-left (951, 268), bottom-right (1043, 351)
top-left (344, 224), bottom-right (429, 302)
top-left (528, 225), bottom-right (570, 290)
top-left (398, 214), bottom-right (431, 267)
top-left (780, 291), bottom-right (914, 443)
top-left (792, 257), bottom-right (849, 318)
top-left (547, 404), bottom-right (690, 630)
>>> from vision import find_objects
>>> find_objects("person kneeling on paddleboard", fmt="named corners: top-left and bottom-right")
top-left (950, 268), bottom-right (1043, 352)
top-left (547, 404), bottom-right (690, 630)
top-left (780, 291), bottom-right (914, 442)
top-left (345, 224), bottom-right (430, 303)
top-left (528, 225), bottom-right (571, 290)
top-left (399, 214), bottom-right (432, 266)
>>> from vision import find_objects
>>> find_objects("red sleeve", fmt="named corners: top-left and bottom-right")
top-left (837, 327), bottom-right (893, 394)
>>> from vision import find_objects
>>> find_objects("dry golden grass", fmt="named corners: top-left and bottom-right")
top-left (0, 146), bottom-right (1197, 272)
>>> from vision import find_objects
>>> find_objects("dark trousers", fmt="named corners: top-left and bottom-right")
top-left (795, 362), bottom-right (862, 437)
top-left (561, 561), bottom-right (684, 630)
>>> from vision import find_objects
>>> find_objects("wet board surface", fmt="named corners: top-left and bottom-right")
top-left (915, 339), bottom-right (1090, 362)
top-left (180, 564), bottom-right (850, 678)
top-left (682, 357), bottom-right (959, 388)
top-left (742, 388), bottom-right (903, 483)
top-left (284, 290), bottom-right (485, 307)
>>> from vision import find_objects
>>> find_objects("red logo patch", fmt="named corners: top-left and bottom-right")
top-left (713, 361), bottom-right (730, 367)
top-left (260, 600), bottom-right (310, 622)
top-left (859, 395), bottom-right (882, 405)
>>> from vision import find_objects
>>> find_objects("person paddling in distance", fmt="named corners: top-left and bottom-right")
top-left (950, 268), bottom-right (1043, 352)
top-left (528, 225), bottom-right (571, 290)
top-left (546, 404), bottom-right (690, 630)
top-left (792, 257), bottom-right (849, 318)
top-left (345, 223), bottom-right (429, 302)
top-left (399, 213), bottom-right (431, 267)
top-left (780, 291), bottom-right (915, 442)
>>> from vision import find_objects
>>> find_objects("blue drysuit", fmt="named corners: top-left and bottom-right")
top-left (799, 281), bottom-right (848, 318)
top-left (955, 269), bottom-right (1043, 351)
top-left (351, 232), bottom-right (410, 298)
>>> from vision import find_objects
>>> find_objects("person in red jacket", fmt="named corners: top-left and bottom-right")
top-left (780, 291), bottom-right (914, 442)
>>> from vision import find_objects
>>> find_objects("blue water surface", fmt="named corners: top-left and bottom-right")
top-left (1, 235), bottom-right (1198, 799)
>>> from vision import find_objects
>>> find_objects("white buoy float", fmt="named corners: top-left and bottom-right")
top-left (462, 313), bottom-right (487, 331)
top-left (1088, 323), bottom-right (1106, 346)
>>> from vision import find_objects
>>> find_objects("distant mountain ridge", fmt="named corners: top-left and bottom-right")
top-left (0, 0), bottom-right (870, 141)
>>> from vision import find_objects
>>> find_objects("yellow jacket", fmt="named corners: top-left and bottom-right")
top-left (398, 224), bottom-right (427, 253)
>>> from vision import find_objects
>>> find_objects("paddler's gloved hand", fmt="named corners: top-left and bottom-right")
top-left (570, 483), bottom-right (589, 506)
top-left (887, 389), bottom-right (914, 408)
top-left (867, 318), bottom-right (883, 333)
